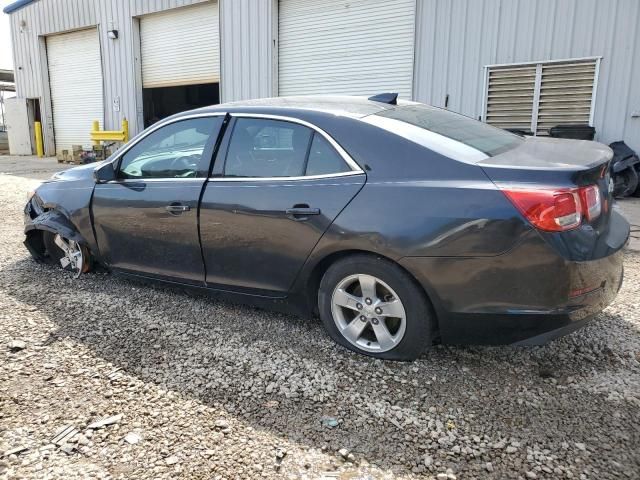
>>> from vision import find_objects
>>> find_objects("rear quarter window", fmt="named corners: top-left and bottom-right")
top-left (376, 105), bottom-right (523, 157)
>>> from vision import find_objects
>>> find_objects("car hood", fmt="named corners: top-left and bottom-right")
top-left (48, 160), bottom-right (108, 182)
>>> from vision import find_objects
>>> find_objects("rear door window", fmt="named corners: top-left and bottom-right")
top-left (224, 118), bottom-right (312, 177)
top-left (305, 134), bottom-right (351, 176)
top-left (224, 118), bottom-right (352, 178)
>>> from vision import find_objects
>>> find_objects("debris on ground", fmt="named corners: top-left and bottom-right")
top-left (86, 414), bottom-right (123, 430)
top-left (124, 432), bottom-right (141, 445)
top-left (2, 446), bottom-right (28, 457)
top-left (51, 426), bottom-right (79, 446)
top-left (321, 417), bottom-right (340, 428)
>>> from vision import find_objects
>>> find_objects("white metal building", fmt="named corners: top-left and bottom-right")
top-left (5, 0), bottom-right (639, 156)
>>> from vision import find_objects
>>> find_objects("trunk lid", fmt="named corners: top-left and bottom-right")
top-left (479, 136), bottom-right (614, 232)
top-left (479, 136), bottom-right (612, 181)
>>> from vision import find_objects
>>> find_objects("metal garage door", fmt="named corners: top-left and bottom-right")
top-left (279, 0), bottom-right (416, 98)
top-left (47, 28), bottom-right (104, 153)
top-left (140, 2), bottom-right (220, 88)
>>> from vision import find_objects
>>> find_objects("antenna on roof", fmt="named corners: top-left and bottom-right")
top-left (368, 93), bottom-right (398, 105)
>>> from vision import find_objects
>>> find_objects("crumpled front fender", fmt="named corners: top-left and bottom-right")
top-left (25, 209), bottom-right (86, 243)
top-left (24, 209), bottom-right (88, 262)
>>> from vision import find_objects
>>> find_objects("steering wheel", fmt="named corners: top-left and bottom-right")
top-left (169, 153), bottom-right (200, 177)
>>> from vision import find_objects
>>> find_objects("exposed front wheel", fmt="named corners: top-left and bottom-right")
top-left (318, 255), bottom-right (434, 361)
top-left (43, 231), bottom-right (91, 278)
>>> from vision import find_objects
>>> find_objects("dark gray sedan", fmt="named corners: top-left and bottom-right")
top-left (24, 95), bottom-right (629, 360)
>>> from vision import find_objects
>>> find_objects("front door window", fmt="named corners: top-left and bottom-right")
top-left (118, 117), bottom-right (222, 179)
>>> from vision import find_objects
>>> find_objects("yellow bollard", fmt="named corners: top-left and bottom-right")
top-left (92, 120), bottom-right (100, 146)
top-left (122, 118), bottom-right (129, 142)
top-left (34, 121), bottom-right (44, 158)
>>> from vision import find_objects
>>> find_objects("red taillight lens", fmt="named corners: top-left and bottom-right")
top-left (503, 189), bottom-right (581, 232)
top-left (502, 185), bottom-right (601, 232)
top-left (579, 184), bottom-right (601, 221)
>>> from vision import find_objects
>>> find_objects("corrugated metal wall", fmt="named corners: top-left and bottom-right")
top-left (9, 0), bottom-right (639, 154)
top-left (414, 0), bottom-right (640, 151)
top-left (9, 0), bottom-right (209, 155)
top-left (219, 0), bottom-right (277, 102)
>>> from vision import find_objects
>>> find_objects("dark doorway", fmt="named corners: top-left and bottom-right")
top-left (26, 98), bottom-right (41, 155)
top-left (143, 83), bottom-right (219, 128)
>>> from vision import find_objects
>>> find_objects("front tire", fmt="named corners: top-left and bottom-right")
top-left (318, 255), bottom-right (434, 361)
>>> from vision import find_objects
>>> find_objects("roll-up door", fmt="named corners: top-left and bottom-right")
top-left (140, 1), bottom-right (220, 88)
top-left (47, 28), bottom-right (104, 153)
top-left (278, 0), bottom-right (416, 99)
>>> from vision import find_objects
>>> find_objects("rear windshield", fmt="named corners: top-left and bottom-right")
top-left (376, 104), bottom-right (523, 157)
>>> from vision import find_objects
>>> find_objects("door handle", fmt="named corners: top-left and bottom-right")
top-left (285, 205), bottom-right (320, 220)
top-left (165, 204), bottom-right (191, 215)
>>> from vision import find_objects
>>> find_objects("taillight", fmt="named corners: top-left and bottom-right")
top-left (579, 184), bottom-right (601, 221)
top-left (502, 185), bottom-right (601, 232)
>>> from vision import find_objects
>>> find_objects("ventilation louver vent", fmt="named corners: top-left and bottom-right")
top-left (485, 59), bottom-right (598, 136)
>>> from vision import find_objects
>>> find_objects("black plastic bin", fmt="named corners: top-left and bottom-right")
top-left (548, 124), bottom-right (595, 140)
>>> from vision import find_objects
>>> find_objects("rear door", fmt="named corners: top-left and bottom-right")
top-left (200, 115), bottom-right (365, 294)
top-left (92, 114), bottom-right (224, 283)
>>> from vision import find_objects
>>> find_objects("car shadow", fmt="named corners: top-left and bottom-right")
top-left (3, 256), bottom-right (640, 475)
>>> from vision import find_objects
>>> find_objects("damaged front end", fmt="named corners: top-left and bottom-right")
top-left (24, 186), bottom-right (94, 277)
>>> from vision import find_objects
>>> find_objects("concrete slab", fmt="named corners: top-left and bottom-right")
top-left (0, 155), bottom-right (73, 180)
top-left (616, 197), bottom-right (640, 252)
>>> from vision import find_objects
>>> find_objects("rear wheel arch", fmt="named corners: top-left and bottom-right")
top-left (315, 251), bottom-right (439, 359)
top-left (305, 249), bottom-right (440, 340)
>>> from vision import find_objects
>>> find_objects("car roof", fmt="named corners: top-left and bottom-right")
top-left (183, 95), bottom-right (408, 119)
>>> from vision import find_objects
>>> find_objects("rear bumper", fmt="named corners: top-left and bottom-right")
top-left (399, 229), bottom-right (626, 345)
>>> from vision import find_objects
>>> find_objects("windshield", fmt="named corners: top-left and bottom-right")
top-left (375, 104), bottom-right (523, 157)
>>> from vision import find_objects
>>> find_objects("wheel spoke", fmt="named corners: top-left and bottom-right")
top-left (333, 288), bottom-right (362, 312)
top-left (358, 275), bottom-right (377, 301)
top-left (371, 320), bottom-right (396, 351)
top-left (342, 316), bottom-right (368, 343)
top-left (375, 299), bottom-right (404, 318)
top-left (71, 251), bottom-right (83, 270)
top-left (54, 234), bottom-right (70, 254)
top-left (53, 235), bottom-right (84, 276)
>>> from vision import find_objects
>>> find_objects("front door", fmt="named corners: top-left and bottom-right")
top-left (92, 115), bottom-right (224, 283)
top-left (200, 116), bottom-right (365, 294)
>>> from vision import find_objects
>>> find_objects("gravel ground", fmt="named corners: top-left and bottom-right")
top-left (1, 169), bottom-right (639, 480)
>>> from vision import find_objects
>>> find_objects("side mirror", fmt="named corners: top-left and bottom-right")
top-left (94, 162), bottom-right (116, 183)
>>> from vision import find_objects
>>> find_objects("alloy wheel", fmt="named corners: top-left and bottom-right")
top-left (53, 234), bottom-right (85, 278)
top-left (330, 273), bottom-right (407, 353)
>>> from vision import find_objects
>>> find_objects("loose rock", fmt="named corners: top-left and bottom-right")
top-left (124, 432), bottom-right (141, 445)
top-left (8, 340), bottom-right (26, 352)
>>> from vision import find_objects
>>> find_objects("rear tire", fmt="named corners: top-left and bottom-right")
top-left (318, 254), bottom-right (434, 361)
top-left (613, 167), bottom-right (639, 198)
top-left (633, 165), bottom-right (640, 198)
